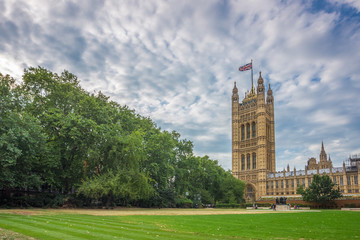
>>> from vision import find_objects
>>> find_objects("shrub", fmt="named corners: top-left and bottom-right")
top-left (215, 203), bottom-right (244, 208)
top-left (176, 198), bottom-right (193, 208)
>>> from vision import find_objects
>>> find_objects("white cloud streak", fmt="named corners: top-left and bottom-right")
top-left (1, 0), bottom-right (359, 171)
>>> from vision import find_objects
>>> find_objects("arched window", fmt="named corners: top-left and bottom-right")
top-left (252, 122), bottom-right (256, 138)
top-left (252, 153), bottom-right (256, 169)
top-left (246, 123), bottom-right (250, 139)
top-left (241, 125), bottom-right (245, 140)
top-left (247, 154), bottom-right (251, 170)
top-left (241, 155), bottom-right (245, 170)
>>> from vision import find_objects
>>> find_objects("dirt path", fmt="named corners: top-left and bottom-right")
top-left (0, 208), bottom-right (278, 216)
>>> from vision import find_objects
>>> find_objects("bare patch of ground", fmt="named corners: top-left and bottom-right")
top-left (0, 209), bottom-right (53, 216)
top-left (0, 208), bottom-right (288, 216)
top-left (0, 228), bottom-right (36, 240)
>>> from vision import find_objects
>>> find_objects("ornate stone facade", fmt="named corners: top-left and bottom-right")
top-left (232, 72), bottom-right (360, 202)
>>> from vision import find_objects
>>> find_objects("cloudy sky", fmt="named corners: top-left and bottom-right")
top-left (1, 0), bottom-right (360, 171)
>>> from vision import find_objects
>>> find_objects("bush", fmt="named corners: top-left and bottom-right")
top-left (176, 197), bottom-right (193, 208)
top-left (255, 203), bottom-right (271, 207)
top-left (215, 203), bottom-right (244, 208)
top-left (245, 203), bottom-right (253, 208)
top-left (344, 203), bottom-right (356, 208)
top-left (0, 192), bottom-right (65, 208)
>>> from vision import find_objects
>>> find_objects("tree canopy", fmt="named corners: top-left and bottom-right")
top-left (296, 174), bottom-right (342, 207)
top-left (0, 67), bottom-right (245, 208)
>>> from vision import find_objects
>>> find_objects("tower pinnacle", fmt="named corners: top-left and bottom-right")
top-left (266, 83), bottom-right (273, 104)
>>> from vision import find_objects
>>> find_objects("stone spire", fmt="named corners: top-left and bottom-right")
top-left (320, 141), bottom-right (327, 162)
top-left (257, 72), bottom-right (265, 94)
top-left (232, 81), bottom-right (239, 102)
top-left (266, 83), bottom-right (273, 104)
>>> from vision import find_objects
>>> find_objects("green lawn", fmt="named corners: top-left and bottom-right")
top-left (0, 210), bottom-right (359, 239)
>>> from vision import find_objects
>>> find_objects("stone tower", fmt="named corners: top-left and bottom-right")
top-left (232, 72), bottom-right (275, 201)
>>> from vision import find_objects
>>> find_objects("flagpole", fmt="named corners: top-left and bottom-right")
top-left (251, 59), bottom-right (253, 90)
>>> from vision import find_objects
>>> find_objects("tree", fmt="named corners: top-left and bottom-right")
top-left (296, 174), bottom-right (342, 207)
top-left (0, 73), bottom-right (54, 190)
top-left (1, 67), bottom-right (246, 208)
top-left (220, 171), bottom-right (246, 204)
top-left (78, 169), bottom-right (154, 207)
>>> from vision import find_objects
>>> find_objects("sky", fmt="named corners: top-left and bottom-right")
top-left (1, 0), bottom-right (360, 171)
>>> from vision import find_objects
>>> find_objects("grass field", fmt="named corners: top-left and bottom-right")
top-left (0, 209), bottom-right (359, 239)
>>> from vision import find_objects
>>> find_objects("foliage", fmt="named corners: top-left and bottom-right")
top-left (0, 67), bottom-right (245, 207)
top-left (78, 169), bottom-right (154, 207)
top-left (0, 73), bottom-right (53, 190)
top-left (215, 203), bottom-right (244, 208)
top-left (296, 174), bottom-right (342, 206)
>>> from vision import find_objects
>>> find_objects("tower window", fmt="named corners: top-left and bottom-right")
top-left (333, 176), bottom-right (337, 184)
top-left (241, 125), bottom-right (245, 140)
top-left (241, 155), bottom-right (245, 170)
top-left (246, 123), bottom-right (250, 139)
top-left (354, 176), bottom-right (358, 185)
top-left (247, 154), bottom-right (251, 170)
top-left (252, 153), bottom-right (256, 169)
top-left (347, 176), bottom-right (351, 186)
top-left (252, 122), bottom-right (256, 138)
top-left (340, 177), bottom-right (343, 186)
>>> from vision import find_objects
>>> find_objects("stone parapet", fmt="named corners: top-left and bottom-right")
top-left (275, 204), bottom-right (291, 211)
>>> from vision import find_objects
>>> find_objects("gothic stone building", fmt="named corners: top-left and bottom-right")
top-left (232, 72), bottom-right (360, 202)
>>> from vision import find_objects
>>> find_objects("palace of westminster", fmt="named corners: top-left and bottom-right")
top-left (231, 72), bottom-right (360, 202)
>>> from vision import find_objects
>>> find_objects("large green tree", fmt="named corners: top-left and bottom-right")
top-left (78, 169), bottom-right (154, 207)
top-left (1, 67), bottom-right (245, 208)
top-left (297, 174), bottom-right (342, 207)
top-left (0, 73), bottom-right (54, 190)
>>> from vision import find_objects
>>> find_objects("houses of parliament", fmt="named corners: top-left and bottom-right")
top-left (231, 72), bottom-right (360, 202)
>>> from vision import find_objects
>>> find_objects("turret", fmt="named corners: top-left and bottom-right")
top-left (232, 81), bottom-right (240, 173)
top-left (232, 81), bottom-right (239, 103)
top-left (320, 141), bottom-right (327, 162)
top-left (266, 83), bottom-right (273, 104)
top-left (257, 71), bottom-right (265, 95)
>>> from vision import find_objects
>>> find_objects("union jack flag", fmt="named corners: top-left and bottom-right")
top-left (239, 62), bottom-right (252, 71)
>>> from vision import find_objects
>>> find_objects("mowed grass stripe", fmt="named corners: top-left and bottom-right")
top-left (0, 215), bottom-right (162, 240)
top-left (36, 214), bottom-right (164, 231)
top-left (0, 217), bottom-right (82, 240)
top-left (0, 216), bottom-right (102, 239)
top-left (51, 214), bottom-right (239, 239)
top-left (1, 210), bottom-right (360, 239)
top-left (0, 214), bottom-right (216, 240)
top-left (28, 214), bottom-right (206, 240)
top-left (29, 214), bottom-right (199, 240)
top-left (121, 211), bottom-right (360, 239)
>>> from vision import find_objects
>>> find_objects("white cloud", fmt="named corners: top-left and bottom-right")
top-left (1, 0), bottom-right (359, 171)
top-left (329, 0), bottom-right (360, 12)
